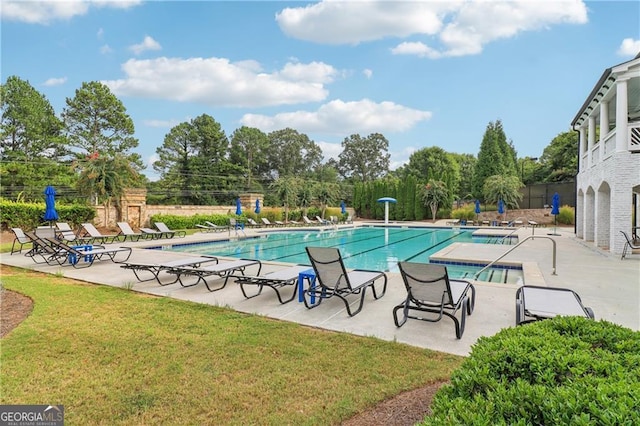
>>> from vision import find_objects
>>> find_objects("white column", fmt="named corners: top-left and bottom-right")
top-left (600, 100), bottom-right (609, 138)
top-left (615, 78), bottom-right (628, 152)
top-left (578, 127), bottom-right (586, 171)
top-left (587, 116), bottom-right (596, 166)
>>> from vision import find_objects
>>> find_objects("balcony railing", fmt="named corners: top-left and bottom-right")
top-left (603, 130), bottom-right (616, 159)
top-left (630, 122), bottom-right (640, 152)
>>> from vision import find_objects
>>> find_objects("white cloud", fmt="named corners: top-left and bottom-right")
top-left (100, 44), bottom-right (113, 54)
top-left (617, 38), bottom-right (640, 57)
top-left (129, 35), bottom-right (162, 55)
top-left (316, 140), bottom-right (343, 162)
top-left (389, 146), bottom-right (417, 170)
top-left (1, 0), bottom-right (141, 24)
top-left (143, 119), bottom-right (181, 128)
top-left (437, 0), bottom-right (588, 57)
top-left (276, 1), bottom-right (451, 45)
top-left (276, 0), bottom-right (588, 58)
top-left (240, 99), bottom-right (431, 135)
top-left (278, 61), bottom-right (337, 83)
top-left (43, 77), bottom-right (67, 86)
top-left (97, 27), bottom-right (104, 39)
top-left (103, 57), bottom-right (336, 107)
top-left (362, 69), bottom-right (373, 79)
top-left (391, 42), bottom-right (442, 59)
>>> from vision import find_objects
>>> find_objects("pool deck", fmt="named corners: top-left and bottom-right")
top-left (2, 222), bottom-right (638, 356)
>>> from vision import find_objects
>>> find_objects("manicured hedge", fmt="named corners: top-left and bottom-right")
top-left (423, 317), bottom-right (640, 425)
top-left (0, 199), bottom-right (95, 230)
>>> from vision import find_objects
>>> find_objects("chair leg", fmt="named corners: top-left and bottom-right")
top-left (454, 298), bottom-right (468, 339)
top-left (344, 287), bottom-right (367, 316)
top-left (467, 286), bottom-right (476, 315)
top-left (392, 301), bottom-right (409, 327)
top-left (370, 276), bottom-right (388, 299)
top-left (621, 242), bottom-right (628, 260)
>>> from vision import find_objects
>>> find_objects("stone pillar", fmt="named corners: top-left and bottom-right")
top-left (615, 78), bottom-right (628, 152)
top-left (240, 193), bottom-right (264, 214)
top-left (120, 188), bottom-right (147, 228)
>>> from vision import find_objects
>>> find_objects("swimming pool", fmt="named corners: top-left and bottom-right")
top-left (156, 227), bottom-right (523, 283)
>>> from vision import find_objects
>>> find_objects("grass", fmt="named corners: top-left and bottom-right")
top-left (1, 267), bottom-right (463, 425)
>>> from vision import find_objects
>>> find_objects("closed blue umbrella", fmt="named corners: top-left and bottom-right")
top-left (474, 200), bottom-right (481, 215)
top-left (498, 199), bottom-right (505, 215)
top-left (44, 185), bottom-right (59, 223)
top-left (549, 193), bottom-right (560, 236)
top-left (254, 199), bottom-right (261, 214)
top-left (235, 198), bottom-right (242, 215)
top-left (551, 193), bottom-right (560, 215)
top-left (340, 200), bottom-right (346, 214)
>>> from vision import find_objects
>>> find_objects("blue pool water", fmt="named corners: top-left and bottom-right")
top-left (157, 227), bottom-right (523, 283)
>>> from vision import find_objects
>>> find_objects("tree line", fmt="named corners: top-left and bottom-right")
top-left (1, 75), bottom-right (578, 218)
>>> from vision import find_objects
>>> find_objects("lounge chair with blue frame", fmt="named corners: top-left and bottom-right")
top-left (304, 247), bottom-right (387, 316)
top-left (394, 262), bottom-right (475, 339)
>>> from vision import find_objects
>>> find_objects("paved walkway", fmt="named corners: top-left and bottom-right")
top-left (2, 224), bottom-right (638, 356)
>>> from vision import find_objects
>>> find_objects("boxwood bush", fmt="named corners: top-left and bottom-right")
top-left (423, 317), bottom-right (640, 425)
top-left (0, 199), bottom-right (95, 230)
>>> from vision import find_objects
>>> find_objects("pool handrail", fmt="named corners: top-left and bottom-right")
top-left (473, 235), bottom-right (557, 280)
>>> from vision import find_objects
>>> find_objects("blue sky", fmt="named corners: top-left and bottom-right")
top-left (2, 0), bottom-right (639, 180)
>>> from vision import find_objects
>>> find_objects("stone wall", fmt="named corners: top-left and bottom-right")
top-left (475, 208), bottom-right (567, 226)
top-left (94, 205), bottom-right (236, 229)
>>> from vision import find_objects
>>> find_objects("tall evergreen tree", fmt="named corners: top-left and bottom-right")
top-left (63, 81), bottom-right (142, 168)
top-left (0, 76), bottom-right (75, 200)
top-left (153, 114), bottom-right (233, 204)
top-left (229, 126), bottom-right (270, 191)
top-left (539, 131), bottom-right (578, 182)
top-left (472, 120), bottom-right (515, 199)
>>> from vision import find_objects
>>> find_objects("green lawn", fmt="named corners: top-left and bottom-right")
top-left (1, 267), bottom-right (462, 425)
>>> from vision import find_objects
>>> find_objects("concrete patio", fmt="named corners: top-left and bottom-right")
top-left (2, 224), bottom-right (638, 356)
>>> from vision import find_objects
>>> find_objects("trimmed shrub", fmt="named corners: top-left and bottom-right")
top-left (557, 205), bottom-right (575, 225)
top-left (451, 206), bottom-right (476, 221)
top-left (0, 199), bottom-right (95, 230)
top-left (423, 317), bottom-right (640, 425)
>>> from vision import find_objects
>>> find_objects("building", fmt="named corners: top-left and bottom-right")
top-left (571, 52), bottom-right (640, 255)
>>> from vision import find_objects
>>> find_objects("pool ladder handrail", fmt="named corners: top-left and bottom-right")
top-left (473, 235), bottom-right (557, 280)
top-left (498, 227), bottom-right (519, 244)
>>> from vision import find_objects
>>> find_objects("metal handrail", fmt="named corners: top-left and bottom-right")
top-left (473, 235), bottom-right (557, 280)
top-left (498, 227), bottom-right (520, 244)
